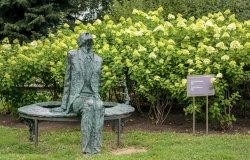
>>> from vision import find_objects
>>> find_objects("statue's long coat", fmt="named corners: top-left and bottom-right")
top-left (60, 49), bottom-right (102, 113)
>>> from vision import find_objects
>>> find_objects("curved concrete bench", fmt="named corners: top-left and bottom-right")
top-left (18, 101), bottom-right (135, 146)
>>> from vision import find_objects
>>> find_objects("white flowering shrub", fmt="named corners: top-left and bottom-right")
top-left (0, 8), bottom-right (249, 127)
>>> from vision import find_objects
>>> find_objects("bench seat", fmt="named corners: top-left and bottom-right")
top-left (18, 101), bottom-right (135, 146)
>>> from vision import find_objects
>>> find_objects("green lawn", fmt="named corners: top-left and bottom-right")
top-left (0, 126), bottom-right (250, 160)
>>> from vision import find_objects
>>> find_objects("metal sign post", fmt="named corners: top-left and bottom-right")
top-left (193, 96), bottom-right (195, 134)
top-left (187, 75), bottom-right (215, 135)
top-left (206, 96), bottom-right (208, 134)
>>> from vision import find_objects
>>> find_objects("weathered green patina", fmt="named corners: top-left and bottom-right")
top-left (56, 32), bottom-right (104, 154)
top-left (17, 32), bottom-right (135, 154)
top-left (18, 101), bottom-right (135, 146)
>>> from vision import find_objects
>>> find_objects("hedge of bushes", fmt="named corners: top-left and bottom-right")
top-left (0, 8), bottom-right (249, 128)
top-left (109, 0), bottom-right (250, 21)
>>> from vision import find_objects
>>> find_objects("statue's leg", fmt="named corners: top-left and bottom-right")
top-left (81, 110), bottom-right (92, 154)
top-left (73, 97), bottom-right (90, 154)
top-left (24, 119), bottom-right (35, 141)
top-left (92, 99), bottom-right (104, 154)
top-left (79, 98), bottom-right (95, 154)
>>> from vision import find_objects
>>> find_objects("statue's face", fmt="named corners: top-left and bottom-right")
top-left (85, 39), bottom-right (93, 47)
top-left (77, 33), bottom-right (93, 48)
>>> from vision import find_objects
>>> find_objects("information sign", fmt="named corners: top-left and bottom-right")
top-left (186, 74), bottom-right (215, 134)
top-left (187, 75), bottom-right (215, 97)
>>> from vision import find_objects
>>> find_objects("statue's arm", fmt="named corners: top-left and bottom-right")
top-left (95, 57), bottom-right (103, 99)
top-left (60, 53), bottom-right (72, 110)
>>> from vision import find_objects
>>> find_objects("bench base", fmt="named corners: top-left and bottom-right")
top-left (21, 114), bottom-right (130, 146)
top-left (18, 101), bottom-right (135, 146)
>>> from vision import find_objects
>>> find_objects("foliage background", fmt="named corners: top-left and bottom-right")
top-left (0, 0), bottom-right (109, 43)
top-left (0, 7), bottom-right (249, 128)
top-left (109, 0), bottom-right (250, 21)
top-left (1, 0), bottom-right (250, 43)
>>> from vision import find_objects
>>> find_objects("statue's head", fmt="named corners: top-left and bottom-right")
top-left (77, 32), bottom-right (93, 48)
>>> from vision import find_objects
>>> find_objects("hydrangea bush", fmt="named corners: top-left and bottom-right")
top-left (0, 8), bottom-right (249, 127)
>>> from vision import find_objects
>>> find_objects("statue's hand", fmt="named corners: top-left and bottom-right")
top-left (50, 107), bottom-right (65, 112)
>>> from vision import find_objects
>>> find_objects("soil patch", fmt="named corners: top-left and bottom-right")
top-left (0, 114), bottom-right (24, 128)
top-left (112, 147), bottom-right (148, 155)
top-left (125, 113), bottom-right (250, 134)
top-left (1, 112), bottom-right (250, 134)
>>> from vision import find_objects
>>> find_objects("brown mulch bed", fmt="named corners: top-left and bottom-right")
top-left (1, 112), bottom-right (250, 134)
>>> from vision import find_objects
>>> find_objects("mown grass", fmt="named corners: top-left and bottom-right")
top-left (0, 126), bottom-right (250, 160)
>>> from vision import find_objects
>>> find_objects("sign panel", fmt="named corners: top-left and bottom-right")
top-left (187, 75), bottom-right (215, 97)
